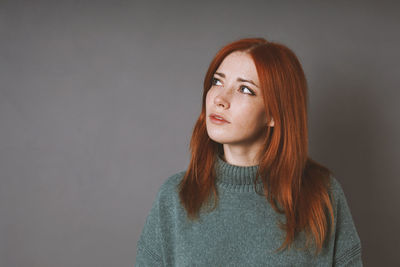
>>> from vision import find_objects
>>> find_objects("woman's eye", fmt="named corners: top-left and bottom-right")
top-left (211, 77), bottom-right (222, 86)
top-left (240, 86), bottom-right (255, 96)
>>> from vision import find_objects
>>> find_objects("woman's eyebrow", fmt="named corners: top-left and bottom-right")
top-left (215, 72), bottom-right (259, 88)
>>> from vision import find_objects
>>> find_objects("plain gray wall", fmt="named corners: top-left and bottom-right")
top-left (1, 0), bottom-right (399, 266)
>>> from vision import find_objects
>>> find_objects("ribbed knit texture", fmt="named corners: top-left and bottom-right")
top-left (135, 154), bottom-right (363, 266)
top-left (215, 154), bottom-right (264, 193)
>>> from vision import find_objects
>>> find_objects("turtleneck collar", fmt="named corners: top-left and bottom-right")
top-left (214, 154), bottom-right (264, 193)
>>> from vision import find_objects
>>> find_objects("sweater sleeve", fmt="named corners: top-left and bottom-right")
top-left (135, 185), bottom-right (164, 266)
top-left (330, 176), bottom-right (363, 267)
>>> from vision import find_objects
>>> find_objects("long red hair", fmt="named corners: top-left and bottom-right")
top-left (178, 37), bottom-right (335, 256)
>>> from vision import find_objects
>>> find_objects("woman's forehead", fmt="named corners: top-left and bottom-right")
top-left (216, 52), bottom-right (259, 82)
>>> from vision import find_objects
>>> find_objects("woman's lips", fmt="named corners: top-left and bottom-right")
top-left (209, 113), bottom-right (230, 124)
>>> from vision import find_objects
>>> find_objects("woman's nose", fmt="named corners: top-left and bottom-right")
top-left (214, 90), bottom-right (231, 109)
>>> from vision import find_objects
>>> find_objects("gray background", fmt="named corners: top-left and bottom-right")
top-left (1, 0), bottom-right (399, 266)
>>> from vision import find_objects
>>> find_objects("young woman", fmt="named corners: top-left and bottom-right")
top-left (135, 38), bottom-right (363, 266)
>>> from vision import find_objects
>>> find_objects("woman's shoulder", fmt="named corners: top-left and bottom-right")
top-left (327, 174), bottom-right (350, 205)
top-left (156, 170), bottom-right (186, 200)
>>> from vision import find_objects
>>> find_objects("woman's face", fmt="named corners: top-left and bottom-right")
top-left (206, 51), bottom-right (273, 148)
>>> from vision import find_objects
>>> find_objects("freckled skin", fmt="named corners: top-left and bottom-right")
top-left (206, 51), bottom-right (274, 163)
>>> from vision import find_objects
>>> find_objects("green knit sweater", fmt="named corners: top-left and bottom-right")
top-left (135, 155), bottom-right (363, 266)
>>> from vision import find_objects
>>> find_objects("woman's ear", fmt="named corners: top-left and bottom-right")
top-left (269, 118), bottom-right (274, 127)
top-left (266, 117), bottom-right (274, 127)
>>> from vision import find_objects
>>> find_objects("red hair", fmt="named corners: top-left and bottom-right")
top-left (178, 37), bottom-right (335, 256)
